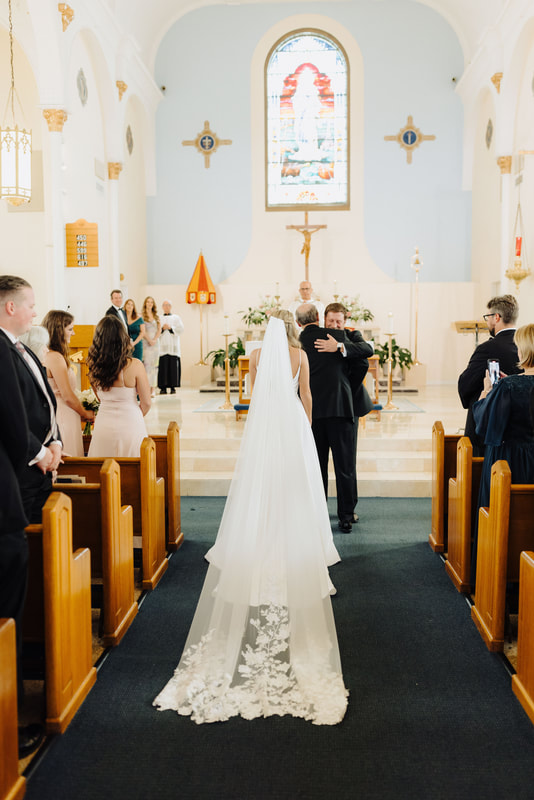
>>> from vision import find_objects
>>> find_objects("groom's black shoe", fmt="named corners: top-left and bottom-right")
top-left (18, 723), bottom-right (44, 758)
top-left (338, 519), bottom-right (352, 533)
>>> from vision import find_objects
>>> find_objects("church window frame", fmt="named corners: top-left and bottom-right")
top-left (265, 28), bottom-right (350, 212)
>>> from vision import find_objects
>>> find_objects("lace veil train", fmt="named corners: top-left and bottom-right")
top-left (154, 316), bottom-right (348, 725)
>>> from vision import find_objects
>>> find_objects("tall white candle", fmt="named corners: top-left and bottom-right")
top-left (224, 315), bottom-right (230, 335)
top-left (388, 312), bottom-right (394, 334)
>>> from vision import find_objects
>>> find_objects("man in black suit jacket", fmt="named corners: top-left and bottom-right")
top-left (0, 276), bottom-right (62, 523)
top-left (105, 288), bottom-right (128, 327)
top-left (0, 306), bottom-right (47, 757)
top-left (297, 303), bottom-right (373, 533)
top-left (325, 303), bottom-right (374, 520)
top-left (458, 294), bottom-right (521, 456)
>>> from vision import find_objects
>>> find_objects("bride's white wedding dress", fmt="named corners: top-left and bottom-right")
top-left (154, 317), bottom-right (348, 725)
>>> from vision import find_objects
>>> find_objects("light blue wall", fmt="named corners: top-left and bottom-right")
top-left (147, 1), bottom-right (468, 284)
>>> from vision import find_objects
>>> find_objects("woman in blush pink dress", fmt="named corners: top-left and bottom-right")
top-left (87, 315), bottom-right (151, 458)
top-left (42, 310), bottom-right (94, 457)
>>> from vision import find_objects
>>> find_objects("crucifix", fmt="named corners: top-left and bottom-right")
top-left (286, 212), bottom-right (327, 280)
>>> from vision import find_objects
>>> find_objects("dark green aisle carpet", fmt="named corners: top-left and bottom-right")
top-left (26, 498), bottom-right (534, 800)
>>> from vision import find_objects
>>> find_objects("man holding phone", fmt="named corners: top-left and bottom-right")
top-left (458, 295), bottom-right (521, 455)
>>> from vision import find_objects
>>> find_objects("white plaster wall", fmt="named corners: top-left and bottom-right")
top-left (471, 89), bottom-right (501, 311)
top-left (118, 97), bottom-right (148, 305)
top-left (0, 27), bottom-right (47, 312)
top-left (61, 31), bottom-right (111, 322)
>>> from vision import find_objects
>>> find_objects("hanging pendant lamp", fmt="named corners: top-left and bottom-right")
top-left (0, 0), bottom-right (32, 206)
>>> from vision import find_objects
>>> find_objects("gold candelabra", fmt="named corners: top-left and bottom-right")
top-left (219, 332), bottom-right (233, 410)
top-left (384, 332), bottom-right (398, 411)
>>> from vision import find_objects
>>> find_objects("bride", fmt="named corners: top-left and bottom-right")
top-left (154, 310), bottom-right (348, 725)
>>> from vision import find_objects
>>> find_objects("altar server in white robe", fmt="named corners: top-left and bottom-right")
top-left (157, 300), bottom-right (185, 394)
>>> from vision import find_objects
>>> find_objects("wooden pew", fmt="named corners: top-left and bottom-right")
top-left (471, 461), bottom-right (534, 652)
top-left (512, 551), bottom-right (534, 725)
top-left (0, 618), bottom-right (26, 800)
top-left (430, 421), bottom-right (462, 553)
top-left (151, 422), bottom-right (184, 552)
top-left (54, 459), bottom-right (137, 646)
top-left (445, 437), bottom-right (484, 593)
top-left (59, 437), bottom-right (167, 590)
top-left (23, 492), bottom-right (97, 734)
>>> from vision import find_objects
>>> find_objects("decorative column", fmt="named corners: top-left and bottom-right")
top-left (42, 108), bottom-right (68, 308)
top-left (107, 162), bottom-right (123, 289)
top-left (497, 155), bottom-right (513, 291)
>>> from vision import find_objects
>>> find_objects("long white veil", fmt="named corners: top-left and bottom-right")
top-left (154, 316), bottom-right (348, 725)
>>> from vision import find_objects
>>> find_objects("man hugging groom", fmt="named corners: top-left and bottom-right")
top-left (296, 303), bottom-right (373, 533)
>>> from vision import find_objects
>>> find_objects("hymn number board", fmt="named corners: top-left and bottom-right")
top-left (65, 219), bottom-right (99, 268)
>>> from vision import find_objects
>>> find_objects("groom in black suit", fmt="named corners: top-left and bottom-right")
top-left (0, 276), bottom-right (62, 523)
top-left (297, 303), bottom-right (373, 533)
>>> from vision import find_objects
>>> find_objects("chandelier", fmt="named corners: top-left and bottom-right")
top-left (0, 0), bottom-right (32, 205)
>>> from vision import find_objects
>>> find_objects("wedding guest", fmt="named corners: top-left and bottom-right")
top-left (158, 300), bottom-right (184, 394)
top-left (124, 298), bottom-right (145, 361)
top-left (458, 294), bottom-right (520, 456)
top-left (87, 315), bottom-right (150, 457)
top-left (0, 275), bottom-right (62, 523)
top-left (142, 296), bottom-right (161, 398)
top-left (105, 288), bottom-right (128, 327)
top-left (41, 310), bottom-right (94, 457)
top-left (19, 324), bottom-right (49, 364)
top-left (0, 334), bottom-right (44, 758)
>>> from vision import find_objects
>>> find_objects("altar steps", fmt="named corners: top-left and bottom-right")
top-left (179, 436), bottom-right (432, 497)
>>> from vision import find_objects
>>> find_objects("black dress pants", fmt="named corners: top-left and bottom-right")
top-left (0, 530), bottom-right (29, 701)
top-left (312, 416), bottom-right (357, 522)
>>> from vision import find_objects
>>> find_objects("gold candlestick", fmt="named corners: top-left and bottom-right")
top-left (219, 332), bottom-right (233, 410)
top-left (384, 332), bottom-right (398, 410)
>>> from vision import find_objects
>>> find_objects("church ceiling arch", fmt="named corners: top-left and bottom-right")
top-left (117, 0), bottom-right (505, 72)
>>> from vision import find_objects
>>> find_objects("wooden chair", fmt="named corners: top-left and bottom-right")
top-left (59, 437), bottom-right (167, 590)
top-left (54, 459), bottom-right (138, 646)
top-left (151, 421), bottom-right (184, 552)
top-left (471, 461), bottom-right (534, 652)
top-left (430, 421), bottom-right (462, 553)
top-left (512, 551), bottom-right (534, 725)
top-left (23, 492), bottom-right (97, 734)
top-left (0, 618), bottom-right (26, 800)
top-left (445, 437), bottom-right (484, 593)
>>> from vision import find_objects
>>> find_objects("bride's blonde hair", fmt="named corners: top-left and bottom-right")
top-left (271, 309), bottom-right (301, 348)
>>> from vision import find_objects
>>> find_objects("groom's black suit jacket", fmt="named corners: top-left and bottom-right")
top-left (0, 329), bottom-right (60, 520)
top-left (300, 324), bottom-right (372, 419)
top-left (0, 335), bottom-right (29, 532)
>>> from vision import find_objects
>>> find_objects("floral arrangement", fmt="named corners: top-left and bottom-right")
top-left (77, 387), bottom-right (100, 435)
top-left (339, 294), bottom-right (374, 325)
top-left (240, 295), bottom-right (282, 327)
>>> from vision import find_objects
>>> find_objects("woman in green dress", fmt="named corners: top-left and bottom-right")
top-left (124, 298), bottom-right (145, 361)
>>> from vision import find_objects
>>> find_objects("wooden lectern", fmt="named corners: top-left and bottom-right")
top-left (69, 325), bottom-right (95, 391)
top-left (454, 320), bottom-right (489, 347)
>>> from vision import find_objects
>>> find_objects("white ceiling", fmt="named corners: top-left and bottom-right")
top-left (114, 0), bottom-right (507, 71)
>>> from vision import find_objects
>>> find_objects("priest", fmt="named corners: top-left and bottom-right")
top-left (157, 300), bottom-right (185, 394)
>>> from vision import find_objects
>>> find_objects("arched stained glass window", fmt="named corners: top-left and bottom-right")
top-left (265, 29), bottom-right (349, 210)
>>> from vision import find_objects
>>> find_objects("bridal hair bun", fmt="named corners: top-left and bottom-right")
top-left (270, 308), bottom-right (300, 347)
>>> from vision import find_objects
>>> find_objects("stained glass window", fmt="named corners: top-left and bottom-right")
top-left (266, 30), bottom-right (349, 210)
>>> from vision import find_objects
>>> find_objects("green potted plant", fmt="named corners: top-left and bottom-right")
top-left (374, 338), bottom-right (414, 376)
top-left (207, 338), bottom-right (246, 375)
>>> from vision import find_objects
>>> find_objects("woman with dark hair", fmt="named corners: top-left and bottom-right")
top-left (42, 310), bottom-right (93, 456)
top-left (87, 315), bottom-right (151, 457)
top-left (124, 298), bottom-right (145, 361)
